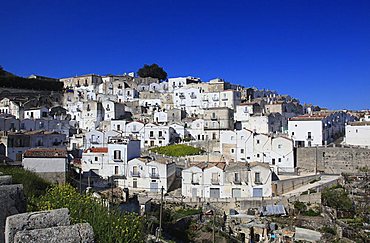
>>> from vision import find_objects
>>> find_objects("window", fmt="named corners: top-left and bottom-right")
top-left (95, 157), bottom-right (98, 162)
top-left (292, 132), bottom-right (295, 136)
top-left (272, 158), bottom-right (275, 165)
top-left (234, 173), bottom-right (240, 182)
top-left (114, 150), bottom-right (121, 160)
top-left (159, 131), bottom-right (163, 137)
top-left (278, 158), bottom-right (282, 163)
top-left (278, 144), bottom-right (282, 149)
top-left (241, 149), bottom-right (244, 154)
top-left (231, 149), bottom-right (235, 154)
top-left (257, 154), bottom-right (260, 158)
top-left (255, 172), bottom-right (261, 184)
top-left (256, 140), bottom-right (260, 144)
top-left (115, 166), bottom-right (119, 175)
top-left (133, 179), bottom-right (137, 188)
top-left (151, 167), bottom-right (156, 176)
top-left (117, 124), bottom-right (121, 131)
top-left (150, 131), bottom-right (154, 137)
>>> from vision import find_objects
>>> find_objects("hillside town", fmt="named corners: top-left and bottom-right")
top-left (0, 66), bottom-right (369, 242)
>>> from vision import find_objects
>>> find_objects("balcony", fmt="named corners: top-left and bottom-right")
top-left (221, 98), bottom-right (228, 101)
top-left (190, 94), bottom-right (197, 99)
top-left (233, 178), bottom-right (242, 185)
top-left (212, 97), bottom-right (219, 101)
top-left (191, 179), bottom-right (200, 185)
top-left (158, 136), bottom-right (165, 140)
top-left (305, 136), bottom-right (314, 141)
top-left (254, 180), bottom-right (262, 185)
top-left (179, 94), bottom-right (185, 99)
top-left (149, 173), bottom-right (160, 179)
top-left (202, 96), bottom-right (209, 101)
top-left (130, 171), bottom-right (140, 177)
top-left (211, 179), bottom-right (220, 185)
top-left (210, 117), bottom-right (218, 121)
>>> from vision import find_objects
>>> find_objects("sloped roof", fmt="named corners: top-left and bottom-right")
top-left (24, 148), bottom-right (67, 158)
top-left (84, 147), bottom-right (108, 153)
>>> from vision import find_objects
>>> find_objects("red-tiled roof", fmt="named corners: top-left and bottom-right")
top-left (84, 147), bottom-right (108, 153)
top-left (24, 148), bottom-right (67, 158)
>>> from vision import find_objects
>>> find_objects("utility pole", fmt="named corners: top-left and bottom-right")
top-left (79, 168), bottom-right (82, 194)
top-left (212, 210), bottom-right (215, 243)
top-left (315, 145), bottom-right (318, 175)
top-left (158, 186), bottom-right (164, 241)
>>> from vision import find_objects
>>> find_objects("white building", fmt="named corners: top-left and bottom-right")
top-left (143, 123), bottom-right (176, 147)
top-left (168, 77), bottom-right (201, 92)
top-left (201, 90), bottom-right (241, 110)
top-left (172, 87), bottom-right (202, 116)
top-left (220, 129), bottom-right (295, 173)
top-left (288, 112), bottom-right (357, 147)
top-left (23, 148), bottom-right (68, 184)
top-left (344, 121), bottom-right (370, 148)
top-left (181, 162), bottom-right (273, 199)
top-left (81, 136), bottom-right (141, 179)
top-left (117, 157), bottom-right (176, 193)
top-left (24, 107), bottom-right (49, 120)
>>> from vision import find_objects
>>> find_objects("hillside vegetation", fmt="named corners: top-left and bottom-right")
top-left (150, 144), bottom-right (204, 157)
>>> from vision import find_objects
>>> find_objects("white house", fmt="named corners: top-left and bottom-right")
top-left (117, 157), bottom-right (176, 193)
top-left (288, 111), bottom-right (357, 147)
top-left (219, 129), bottom-right (295, 173)
top-left (172, 87), bottom-right (202, 116)
top-left (24, 107), bottom-right (49, 120)
top-left (144, 123), bottom-right (176, 147)
top-left (344, 121), bottom-right (370, 148)
top-left (22, 148), bottom-right (68, 184)
top-left (81, 136), bottom-right (141, 179)
top-left (168, 77), bottom-right (201, 92)
top-left (181, 162), bottom-right (273, 199)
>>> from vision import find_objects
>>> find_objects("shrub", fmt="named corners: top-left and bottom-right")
top-left (150, 144), bottom-right (204, 157)
top-left (322, 186), bottom-right (353, 212)
top-left (29, 184), bottom-right (144, 243)
top-left (321, 226), bottom-right (336, 235)
top-left (0, 165), bottom-right (51, 198)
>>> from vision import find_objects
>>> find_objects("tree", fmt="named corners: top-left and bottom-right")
top-left (137, 63), bottom-right (167, 81)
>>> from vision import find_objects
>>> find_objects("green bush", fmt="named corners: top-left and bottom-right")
top-left (321, 226), bottom-right (336, 235)
top-left (322, 185), bottom-right (353, 212)
top-left (150, 144), bottom-right (204, 157)
top-left (0, 76), bottom-right (63, 91)
top-left (0, 165), bottom-right (51, 198)
top-left (29, 184), bottom-right (144, 243)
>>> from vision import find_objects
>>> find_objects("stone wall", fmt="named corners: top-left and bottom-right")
top-left (5, 209), bottom-right (94, 243)
top-left (297, 147), bottom-right (370, 174)
top-left (273, 174), bottom-right (320, 196)
top-left (0, 175), bottom-right (26, 243)
top-left (0, 173), bottom-right (94, 243)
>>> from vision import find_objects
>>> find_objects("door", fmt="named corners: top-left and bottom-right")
top-left (210, 188), bottom-right (220, 198)
top-left (253, 188), bottom-right (263, 197)
top-left (232, 188), bottom-right (241, 198)
top-left (192, 188), bottom-right (197, 198)
top-left (150, 182), bottom-right (158, 192)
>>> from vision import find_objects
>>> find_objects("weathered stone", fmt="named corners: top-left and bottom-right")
top-left (13, 223), bottom-right (94, 243)
top-left (5, 208), bottom-right (70, 243)
top-left (0, 184), bottom-right (26, 243)
top-left (0, 176), bottom-right (12, 185)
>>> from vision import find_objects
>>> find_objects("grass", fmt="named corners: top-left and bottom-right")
top-left (0, 165), bottom-right (51, 198)
top-left (172, 208), bottom-right (202, 221)
top-left (150, 144), bottom-right (204, 157)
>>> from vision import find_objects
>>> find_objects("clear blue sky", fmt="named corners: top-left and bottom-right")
top-left (1, 0), bottom-right (369, 110)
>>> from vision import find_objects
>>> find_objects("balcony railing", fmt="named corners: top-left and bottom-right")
top-left (233, 178), bottom-right (242, 185)
top-left (130, 171), bottom-right (140, 177)
top-left (306, 136), bottom-right (314, 140)
top-left (202, 97), bottom-right (208, 101)
top-left (149, 173), bottom-right (160, 179)
top-left (212, 97), bottom-right (219, 101)
top-left (211, 179), bottom-right (220, 185)
top-left (158, 136), bottom-right (165, 140)
top-left (191, 179), bottom-right (200, 185)
top-left (190, 94), bottom-right (197, 99)
top-left (210, 117), bottom-right (218, 121)
top-left (179, 94), bottom-right (185, 99)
